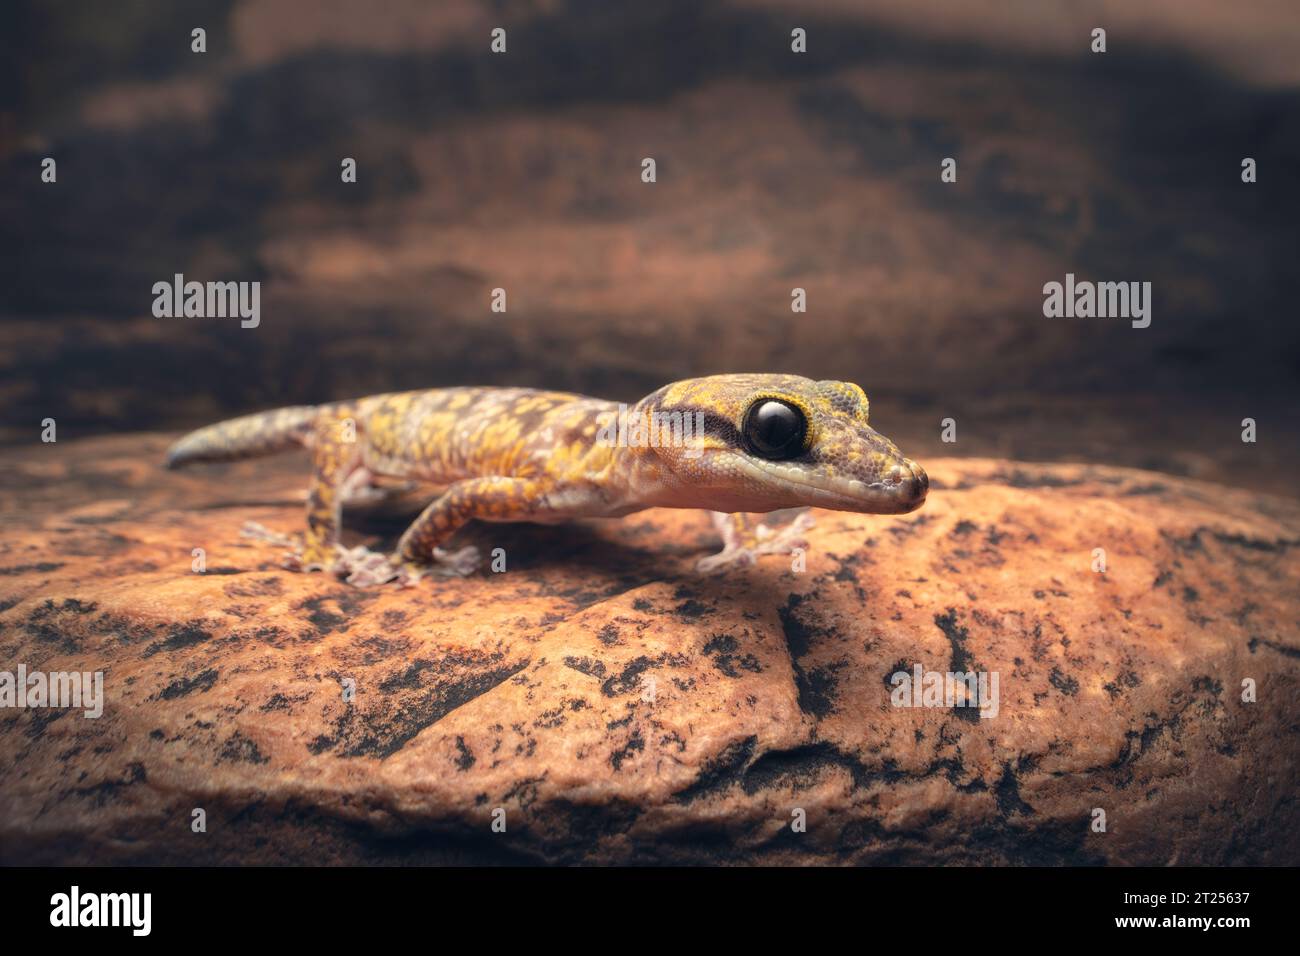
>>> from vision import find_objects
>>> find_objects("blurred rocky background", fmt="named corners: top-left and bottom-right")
top-left (2, 0), bottom-right (1298, 494)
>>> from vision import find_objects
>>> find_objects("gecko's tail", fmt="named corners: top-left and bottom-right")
top-left (164, 406), bottom-right (321, 469)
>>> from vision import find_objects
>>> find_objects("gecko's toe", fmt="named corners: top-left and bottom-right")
top-left (431, 545), bottom-right (482, 577)
top-left (754, 510), bottom-right (815, 550)
top-left (696, 548), bottom-right (758, 574)
top-left (384, 560), bottom-right (427, 588)
top-left (241, 520), bottom-right (297, 548)
top-left (333, 544), bottom-right (401, 586)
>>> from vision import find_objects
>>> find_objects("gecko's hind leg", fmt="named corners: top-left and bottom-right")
top-left (237, 413), bottom-right (428, 583)
top-left (298, 410), bottom-right (362, 570)
top-left (696, 510), bottom-right (815, 573)
top-left (239, 412), bottom-right (360, 574)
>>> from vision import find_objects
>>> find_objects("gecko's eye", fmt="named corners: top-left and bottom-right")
top-left (742, 399), bottom-right (807, 460)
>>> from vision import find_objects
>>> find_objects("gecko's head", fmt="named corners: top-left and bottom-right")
top-left (636, 374), bottom-right (928, 515)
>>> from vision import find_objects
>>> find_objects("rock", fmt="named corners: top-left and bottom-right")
top-left (1, 436), bottom-right (1298, 864)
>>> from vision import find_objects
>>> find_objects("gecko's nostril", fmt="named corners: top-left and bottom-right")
top-left (883, 455), bottom-right (925, 509)
top-left (887, 459), bottom-right (925, 485)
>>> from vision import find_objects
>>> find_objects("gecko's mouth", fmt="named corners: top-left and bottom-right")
top-left (729, 453), bottom-right (929, 514)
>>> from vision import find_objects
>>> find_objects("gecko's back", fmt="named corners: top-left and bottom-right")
top-left (354, 387), bottom-right (616, 485)
top-left (167, 386), bottom-right (613, 480)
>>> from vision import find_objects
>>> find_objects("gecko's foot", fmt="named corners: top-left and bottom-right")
top-left (383, 545), bottom-right (482, 584)
top-left (241, 520), bottom-right (297, 548)
top-left (335, 543), bottom-right (405, 587)
top-left (696, 511), bottom-right (815, 574)
top-left (244, 521), bottom-right (376, 579)
top-left (241, 520), bottom-right (322, 571)
top-left (240, 522), bottom-right (480, 586)
top-left (295, 542), bottom-right (424, 588)
top-left (331, 543), bottom-right (479, 587)
top-left (428, 545), bottom-right (483, 577)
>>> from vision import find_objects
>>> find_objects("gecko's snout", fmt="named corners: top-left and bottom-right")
top-left (884, 457), bottom-right (929, 512)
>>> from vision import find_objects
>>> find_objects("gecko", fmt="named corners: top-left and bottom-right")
top-left (164, 374), bottom-right (929, 585)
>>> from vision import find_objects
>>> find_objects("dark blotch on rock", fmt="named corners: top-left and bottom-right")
top-left (158, 668), bottom-right (218, 700)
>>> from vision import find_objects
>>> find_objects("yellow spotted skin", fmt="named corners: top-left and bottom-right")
top-left (165, 374), bottom-right (928, 573)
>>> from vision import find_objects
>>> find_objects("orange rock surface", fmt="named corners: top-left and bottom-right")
top-left (1, 435), bottom-right (1297, 864)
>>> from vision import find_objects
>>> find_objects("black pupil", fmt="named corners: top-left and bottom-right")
top-left (743, 400), bottom-right (806, 459)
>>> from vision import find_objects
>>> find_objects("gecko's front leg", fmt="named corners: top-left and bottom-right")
top-left (696, 510), bottom-right (816, 573)
top-left (364, 476), bottom-right (550, 586)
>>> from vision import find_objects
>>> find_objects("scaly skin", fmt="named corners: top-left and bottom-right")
top-left (165, 374), bottom-right (929, 583)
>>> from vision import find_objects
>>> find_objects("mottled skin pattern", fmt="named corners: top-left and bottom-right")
top-left (166, 374), bottom-right (928, 583)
